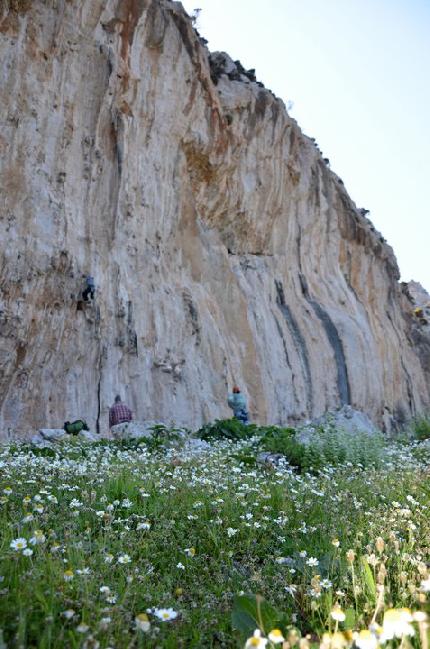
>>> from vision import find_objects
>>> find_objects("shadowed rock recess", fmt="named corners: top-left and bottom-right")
top-left (1, 0), bottom-right (429, 437)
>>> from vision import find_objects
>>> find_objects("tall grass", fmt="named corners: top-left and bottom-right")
top-left (0, 433), bottom-right (428, 647)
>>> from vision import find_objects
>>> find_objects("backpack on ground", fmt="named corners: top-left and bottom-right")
top-left (64, 420), bottom-right (89, 435)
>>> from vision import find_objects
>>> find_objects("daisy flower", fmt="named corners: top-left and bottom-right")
top-left (152, 607), bottom-right (178, 622)
top-left (10, 538), bottom-right (27, 551)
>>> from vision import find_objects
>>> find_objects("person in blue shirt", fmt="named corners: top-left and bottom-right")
top-left (82, 275), bottom-right (95, 302)
top-left (228, 385), bottom-right (249, 424)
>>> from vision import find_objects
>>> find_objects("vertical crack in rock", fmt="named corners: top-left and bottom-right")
top-left (127, 301), bottom-right (138, 355)
top-left (299, 273), bottom-right (351, 405)
top-left (96, 343), bottom-right (107, 435)
top-left (275, 280), bottom-right (313, 413)
top-left (296, 223), bottom-right (303, 273)
top-left (111, 113), bottom-right (123, 179)
top-left (96, 371), bottom-right (101, 435)
top-left (96, 342), bottom-right (102, 436)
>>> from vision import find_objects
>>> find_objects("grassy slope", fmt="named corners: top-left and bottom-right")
top-left (0, 438), bottom-right (429, 647)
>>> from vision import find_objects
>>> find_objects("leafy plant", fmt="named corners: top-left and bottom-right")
top-left (258, 422), bottom-right (384, 471)
top-left (198, 418), bottom-right (258, 441)
top-left (231, 594), bottom-right (284, 636)
top-left (145, 423), bottom-right (184, 452)
top-left (412, 416), bottom-right (430, 440)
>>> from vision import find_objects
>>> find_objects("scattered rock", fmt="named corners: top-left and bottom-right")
top-left (79, 430), bottom-right (99, 442)
top-left (39, 428), bottom-right (67, 441)
top-left (30, 434), bottom-right (53, 449)
top-left (184, 437), bottom-right (210, 453)
top-left (209, 52), bottom-right (260, 85)
top-left (30, 427), bottom-right (98, 447)
top-left (407, 281), bottom-right (430, 308)
top-left (110, 420), bottom-right (165, 440)
top-left (256, 451), bottom-right (286, 468)
top-left (297, 405), bottom-right (379, 445)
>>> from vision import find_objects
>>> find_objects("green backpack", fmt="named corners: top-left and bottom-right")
top-left (64, 420), bottom-right (89, 435)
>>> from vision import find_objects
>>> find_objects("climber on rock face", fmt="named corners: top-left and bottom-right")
top-left (82, 275), bottom-right (95, 302)
top-left (109, 394), bottom-right (133, 429)
top-left (228, 385), bottom-right (249, 424)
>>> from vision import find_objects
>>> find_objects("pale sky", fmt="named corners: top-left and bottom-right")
top-left (182, 0), bottom-right (430, 292)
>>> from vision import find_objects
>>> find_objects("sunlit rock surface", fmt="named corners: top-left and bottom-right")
top-left (0, 0), bottom-right (429, 437)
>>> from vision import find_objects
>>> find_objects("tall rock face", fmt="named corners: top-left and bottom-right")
top-left (0, 0), bottom-right (429, 437)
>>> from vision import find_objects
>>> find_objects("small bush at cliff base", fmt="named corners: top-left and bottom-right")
top-left (198, 420), bottom-right (384, 471)
top-left (259, 424), bottom-right (384, 470)
top-left (302, 423), bottom-right (385, 469)
top-left (412, 416), bottom-right (430, 440)
top-left (198, 418), bottom-right (258, 441)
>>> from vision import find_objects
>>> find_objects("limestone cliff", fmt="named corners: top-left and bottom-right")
top-left (0, 0), bottom-right (428, 437)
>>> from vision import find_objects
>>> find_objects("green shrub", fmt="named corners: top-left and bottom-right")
top-left (106, 424), bottom-right (185, 453)
top-left (411, 439), bottom-right (430, 463)
top-left (259, 426), bottom-right (308, 467)
top-left (259, 423), bottom-right (384, 471)
top-left (304, 424), bottom-right (384, 470)
top-left (231, 450), bottom-right (257, 466)
top-left (198, 418), bottom-right (258, 441)
top-left (412, 416), bottom-right (430, 440)
top-left (258, 426), bottom-right (296, 449)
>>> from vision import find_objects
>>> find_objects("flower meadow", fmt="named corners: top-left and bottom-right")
top-left (0, 434), bottom-right (429, 648)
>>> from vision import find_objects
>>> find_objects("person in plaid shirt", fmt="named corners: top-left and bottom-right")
top-left (109, 395), bottom-right (133, 428)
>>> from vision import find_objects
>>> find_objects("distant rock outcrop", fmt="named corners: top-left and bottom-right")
top-left (405, 281), bottom-right (430, 308)
top-left (1, 0), bottom-right (430, 437)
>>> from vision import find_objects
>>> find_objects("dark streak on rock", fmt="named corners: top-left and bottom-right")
top-left (296, 223), bottom-right (303, 273)
top-left (127, 301), bottom-right (138, 355)
top-left (110, 113), bottom-right (123, 178)
top-left (145, 1), bottom-right (167, 49)
top-left (96, 373), bottom-right (101, 435)
top-left (275, 279), bottom-right (313, 413)
top-left (183, 290), bottom-right (201, 345)
top-left (169, 9), bottom-right (195, 62)
top-left (255, 91), bottom-right (267, 120)
top-left (299, 273), bottom-right (351, 405)
top-left (273, 314), bottom-right (292, 369)
top-left (271, 101), bottom-right (280, 126)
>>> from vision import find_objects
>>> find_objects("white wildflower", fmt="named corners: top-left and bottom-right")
top-left (245, 629), bottom-right (268, 648)
top-left (10, 538), bottom-right (27, 551)
top-left (152, 607), bottom-right (178, 622)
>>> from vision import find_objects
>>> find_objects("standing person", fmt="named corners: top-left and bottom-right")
top-left (109, 395), bottom-right (133, 429)
top-left (228, 385), bottom-right (249, 424)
